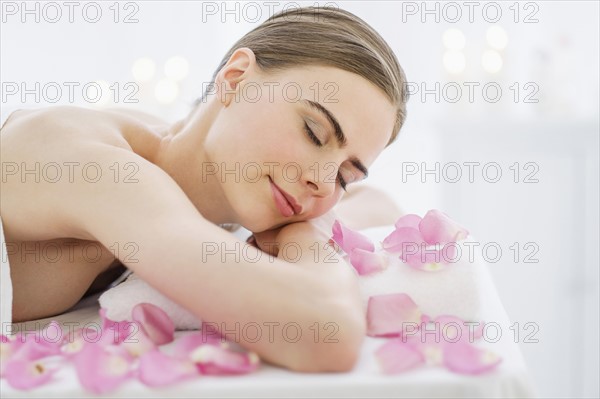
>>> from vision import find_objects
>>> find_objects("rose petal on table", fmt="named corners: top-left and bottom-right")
top-left (61, 327), bottom-right (105, 357)
top-left (367, 293), bottom-right (422, 337)
top-left (3, 358), bottom-right (56, 389)
top-left (10, 333), bottom-right (61, 362)
top-left (73, 343), bottom-right (134, 394)
top-left (419, 209), bottom-right (469, 244)
top-left (99, 308), bottom-right (135, 345)
top-left (375, 339), bottom-right (425, 373)
top-left (190, 344), bottom-right (260, 375)
top-left (331, 220), bottom-right (375, 253)
top-left (138, 349), bottom-right (198, 387)
top-left (442, 341), bottom-right (502, 375)
top-left (349, 248), bottom-right (387, 276)
top-left (120, 325), bottom-right (157, 357)
top-left (132, 303), bottom-right (175, 346)
top-left (172, 332), bottom-right (223, 359)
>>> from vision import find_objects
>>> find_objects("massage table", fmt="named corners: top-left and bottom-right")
top-left (0, 226), bottom-right (537, 398)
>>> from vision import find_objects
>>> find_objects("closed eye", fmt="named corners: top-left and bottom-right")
top-left (304, 121), bottom-right (349, 191)
top-left (338, 174), bottom-right (348, 191)
top-left (304, 122), bottom-right (322, 147)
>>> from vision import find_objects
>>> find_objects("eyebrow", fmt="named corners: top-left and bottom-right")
top-left (302, 99), bottom-right (369, 178)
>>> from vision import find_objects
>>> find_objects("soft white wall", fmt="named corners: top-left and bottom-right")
top-left (1, 1), bottom-right (598, 397)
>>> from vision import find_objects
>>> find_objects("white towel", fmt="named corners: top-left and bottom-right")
top-left (0, 216), bottom-right (13, 332)
top-left (99, 226), bottom-right (484, 329)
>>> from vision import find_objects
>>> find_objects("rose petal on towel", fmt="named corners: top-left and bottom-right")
top-left (99, 308), bottom-right (136, 345)
top-left (375, 339), bottom-right (424, 374)
top-left (131, 303), bottom-right (175, 346)
top-left (331, 220), bottom-right (375, 253)
top-left (367, 293), bottom-right (422, 337)
top-left (172, 332), bottom-right (223, 359)
top-left (394, 214), bottom-right (423, 230)
top-left (138, 349), bottom-right (198, 387)
top-left (3, 358), bottom-right (56, 389)
top-left (419, 209), bottom-right (469, 244)
top-left (400, 245), bottom-right (451, 271)
top-left (402, 331), bottom-right (445, 366)
top-left (190, 344), bottom-right (260, 375)
top-left (349, 248), bottom-right (387, 276)
top-left (442, 341), bottom-right (502, 375)
top-left (73, 343), bottom-right (134, 394)
top-left (433, 315), bottom-right (484, 343)
top-left (382, 227), bottom-right (425, 254)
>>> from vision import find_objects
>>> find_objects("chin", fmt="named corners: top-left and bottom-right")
top-left (229, 178), bottom-right (274, 232)
top-left (233, 207), bottom-right (274, 233)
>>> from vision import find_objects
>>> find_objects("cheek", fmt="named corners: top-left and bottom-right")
top-left (310, 192), bottom-right (343, 217)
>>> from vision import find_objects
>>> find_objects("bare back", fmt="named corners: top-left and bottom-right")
top-left (1, 106), bottom-right (166, 321)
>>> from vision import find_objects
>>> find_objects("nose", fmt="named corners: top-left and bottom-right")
top-left (303, 163), bottom-right (337, 198)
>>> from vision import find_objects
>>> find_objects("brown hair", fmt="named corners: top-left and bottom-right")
top-left (200, 6), bottom-right (408, 146)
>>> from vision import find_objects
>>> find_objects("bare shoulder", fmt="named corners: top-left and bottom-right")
top-left (1, 105), bottom-right (133, 149)
top-left (0, 105), bottom-right (167, 241)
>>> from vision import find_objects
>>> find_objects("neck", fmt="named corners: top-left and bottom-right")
top-left (158, 97), bottom-right (240, 226)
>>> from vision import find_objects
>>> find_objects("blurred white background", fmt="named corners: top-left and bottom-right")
top-left (1, 1), bottom-right (598, 397)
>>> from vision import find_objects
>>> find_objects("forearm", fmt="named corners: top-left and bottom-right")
top-left (273, 221), bottom-right (367, 367)
top-left (133, 218), bottom-right (363, 372)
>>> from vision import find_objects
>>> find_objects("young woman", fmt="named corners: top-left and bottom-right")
top-left (0, 7), bottom-right (408, 372)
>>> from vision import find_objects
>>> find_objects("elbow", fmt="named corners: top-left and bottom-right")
top-left (290, 306), bottom-right (366, 373)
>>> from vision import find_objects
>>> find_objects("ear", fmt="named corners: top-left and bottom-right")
top-left (215, 47), bottom-right (257, 106)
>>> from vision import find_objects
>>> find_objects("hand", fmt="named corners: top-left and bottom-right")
top-left (248, 209), bottom-right (339, 258)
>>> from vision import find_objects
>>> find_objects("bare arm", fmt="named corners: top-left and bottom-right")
top-left (59, 145), bottom-right (364, 372)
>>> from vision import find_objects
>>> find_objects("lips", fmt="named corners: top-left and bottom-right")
top-left (269, 177), bottom-right (303, 217)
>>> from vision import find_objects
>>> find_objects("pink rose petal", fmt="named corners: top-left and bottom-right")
top-left (73, 342), bottom-right (134, 394)
top-left (442, 341), bottom-right (502, 375)
top-left (375, 339), bottom-right (425, 374)
top-left (120, 324), bottom-right (157, 357)
top-left (132, 303), bottom-right (175, 346)
top-left (367, 293), bottom-right (422, 337)
top-left (61, 327), bottom-right (106, 357)
top-left (190, 343), bottom-right (260, 375)
top-left (99, 308), bottom-right (136, 345)
top-left (394, 214), bottom-right (423, 230)
top-left (331, 220), bottom-right (375, 254)
top-left (138, 349), bottom-right (198, 387)
top-left (382, 227), bottom-right (425, 254)
top-left (10, 336), bottom-right (61, 363)
top-left (3, 359), bottom-right (56, 390)
top-left (419, 209), bottom-right (469, 245)
top-left (172, 332), bottom-right (223, 359)
top-left (433, 315), bottom-right (484, 343)
top-left (400, 245), bottom-right (451, 271)
top-left (349, 248), bottom-right (387, 276)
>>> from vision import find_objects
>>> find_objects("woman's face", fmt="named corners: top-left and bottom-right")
top-left (199, 50), bottom-right (397, 232)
